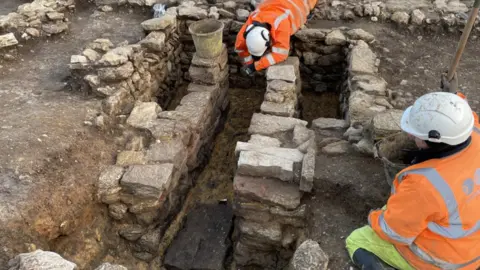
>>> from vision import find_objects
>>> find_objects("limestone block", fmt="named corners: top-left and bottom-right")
top-left (348, 91), bottom-right (387, 125)
top-left (0, 33), bottom-right (18, 49)
top-left (191, 44), bottom-right (228, 69)
top-left (233, 174), bottom-right (301, 209)
top-left (188, 64), bottom-right (228, 85)
top-left (98, 62), bottom-right (135, 82)
top-left (260, 100), bottom-right (296, 117)
top-left (391, 11), bottom-right (410, 24)
top-left (145, 139), bottom-right (187, 168)
top-left (346, 29), bottom-right (375, 43)
top-left (119, 225), bottom-right (145, 241)
top-left (46, 12), bottom-right (64, 20)
top-left (370, 109), bottom-right (403, 140)
top-left (288, 240), bottom-right (329, 270)
top-left (312, 118), bottom-right (348, 138)
top-left (109, 203), bottom-right (128, 220)
top-left (218, 8), bottom-right (235, 19)
top-left (237, 151), bottom-right (295, 181)
top-left (236, 9), bottom-right (249, 21)
top-left (139, 31), bottom-right (166, 52)
top-left (101, 88), bottom-right (135, 116)
top-left (120, 164), bottom-right (175, 199)
top-left (302, 52), bottom-right (320, 66)
top-left (248, 134), bottom-right (281, 147)
top-left (238, 219), bottom-right (282, 245)
top-left (69, 55), bottom-right (89, 70)
top-left (322, 140), bottom-right (352, 155)
top-left (248, 113), bottom-right (307, 136)
top-left (42, 22), bottom-right (68, 34)
top-left (116, 151), bottom-right (146, 166)
top-left (325, 29), bottom-right (347, 45)
top-left (95, 263), bottom-right (128, 270)
top-left (126, 102), bottom-right (162, 129)
top-left (97, 165), bottom-right (124, 201)
top-left (266, 65), bottom-right (296, 83)
top-left (293, 29), bottom-right (326, 43)
top-left (141, 15), bottom-right (176, 31)
top-left (234, 142), bottom-right (304, 162)
top-left (293, 125), bottom-right (314, 146)
top-left (270, 204), bottom-right (306, 227)
top-left (350, 74), bottom-right (387, 96)
top-left (87, 38), bottom-right (114, 52)
top-left (147, 119), bottom-right (192, 145)
top-left (98, 46), bottom-right (134, 66)
top-left (83, 49), bottom-right (100, 62)
top-left (233, 201), bottom-right (272, 223)
top-left (300, 145), bottom-right (315, 193)
top-left (7, 250), bottom-right (77, 270)
top-left (178, 6), bottom-right (208, 20)
top-left (137, 229), bottom-right (161, 253)
top-left (411, 9), bottom-right (425, 25)
top-left (349, 41), bottom-right (377, 76)
top-left (267, 80), bottom-right (296, 93)
top-left (265, 91), bottom-right (286, 103)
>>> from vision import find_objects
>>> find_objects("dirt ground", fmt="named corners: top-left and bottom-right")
top-left (0, 3), bottom-right (151, 268)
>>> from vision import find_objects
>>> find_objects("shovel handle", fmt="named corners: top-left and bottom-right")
top-left (447, 0), bottom-right (480, 80)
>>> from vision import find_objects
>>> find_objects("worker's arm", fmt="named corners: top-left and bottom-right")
top-left (368, 175), bottom-right (439, 246)
top-left (253, 23), bottom-right (291, 71)
top-left (235, 21), bottom-right (254, 66)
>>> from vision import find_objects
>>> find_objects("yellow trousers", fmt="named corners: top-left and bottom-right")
top-left (345, 225), bottom-right (415, 270)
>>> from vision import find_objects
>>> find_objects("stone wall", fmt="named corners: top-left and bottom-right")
top-left (70, 13), bottom-right (183, 127)
top-left (0, 0), bottom-right (75, 55)
top-left (95, 44), bottom-right (229, 261)
top-left (316, 0), bottom-right (480, 31)
top-left (231, 57), bottom-right (319, 269)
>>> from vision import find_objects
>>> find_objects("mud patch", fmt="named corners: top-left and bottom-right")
top-left (300, 91), bottom-right (341, 124)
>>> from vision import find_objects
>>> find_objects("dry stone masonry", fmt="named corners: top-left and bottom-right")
top-left (318, 0), bottom-right (480, 31)
top-left (231, 57), bottom-right (321, 269)
top-left (0, 0), bottom-right (74, 55)
top-left (94, 28), bottom-right (229, 262)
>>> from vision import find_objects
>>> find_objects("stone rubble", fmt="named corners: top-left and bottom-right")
top-left (7, 250), bottom-right (77, 270)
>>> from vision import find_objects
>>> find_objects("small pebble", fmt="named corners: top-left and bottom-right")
top-left (371, 16), bottom-right (378, 22)
top-left (400, 80), bottom-right (408, 85)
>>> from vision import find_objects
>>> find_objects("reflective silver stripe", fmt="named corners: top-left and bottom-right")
top-left (272, 46), bottom-right (289, 55)
top-left (302, 0), bottom-right (311, 18)
top-left (266, 53), bottom-right (275, 65)
top-left (474, 126), bottom-right (480, 134)
top-left (285, 0), bottom-right (305, 25)
top-left (378, 212), bottom-right (415, 244)
top-left (399, 168), bottom-right (480, 239)
top-left (251, 9), bottom-right (260, 18)
top-left (274, 9), bottom-right (291, 29)
top-left (235, 49), bottom-right (244, 53)
top-left (243, 56), bottom-right (253, 63)
top-left (410, 243), bottom-right (480, 269)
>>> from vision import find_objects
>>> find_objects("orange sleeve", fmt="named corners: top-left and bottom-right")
top-left (457, 92), bottom-right (479, 125)
top-left (254, 22), bottom-right (291, 71)
top-left (235, 20), bottom-right (254, 65)
top-left (368, 175), bottom-right (439, 246)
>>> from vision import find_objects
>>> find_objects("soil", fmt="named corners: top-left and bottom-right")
top-left (300, 90), bottom-right (341, 124)
top-left (0, 3), bottom-right (151, 268)
top-left (0, 0), bottom-right (30, 15)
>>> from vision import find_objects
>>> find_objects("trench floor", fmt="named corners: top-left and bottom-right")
top-left (158, 87), bottom-right (266, 264)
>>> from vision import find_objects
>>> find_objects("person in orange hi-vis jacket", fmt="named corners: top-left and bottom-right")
top-left (345, 72), bottom-right (480, 270)
top-left (235, 0), bottom-right (318, 76)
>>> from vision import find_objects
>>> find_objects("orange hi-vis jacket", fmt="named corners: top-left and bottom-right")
top-left (235, 0), bottom-right (317, 71)
top-left (369, 92), bottom-right (480, 270)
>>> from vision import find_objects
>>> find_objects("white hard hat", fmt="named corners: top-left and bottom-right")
top-left (245, 25), bottom-right (270, 57)
top-left (400, 92), bottom-right (474, 146)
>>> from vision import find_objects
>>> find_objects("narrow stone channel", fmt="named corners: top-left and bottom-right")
top-left (158, 86), bottom-right (265, 267)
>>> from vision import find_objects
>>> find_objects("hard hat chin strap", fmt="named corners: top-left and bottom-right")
top-left (244, 21), bottom-right (271, 48)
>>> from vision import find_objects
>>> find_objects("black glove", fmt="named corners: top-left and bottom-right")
top-left (440, 71), bottom-right (458, 93)
top-left (240, 63), bottom-right (256, 77)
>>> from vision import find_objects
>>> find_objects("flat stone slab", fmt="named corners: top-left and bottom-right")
top-left (349, 41), bottom-right (377, 76)
top-left (238, 219), bottom-right (282, 245)
top-left (260, 100), bottom-right (296, 117)
top-left (248, 113), bottom-right (307, 136)
top-left (233, 174), bottom-right (301, 210)
top-left (164, 204), bottom-right (233, 270)
top-left (237, 151), bottom-right (295, 182)
top-left (266, 65), bottom-right (296, 82)
top-left (141, 15), bottom-right (176, 31)
top-left (235, 142), bottom-right (304, 162)
top-left (371, 109), bottom-right (403, 140)
top-left (120, 164), bottom-right (175, 198)
top-left (145, 138), bottom-right (187, 168)
top-left (8, 250), bottom-right (77, 270)
top-left (248, 134), bottom-right (281, 147)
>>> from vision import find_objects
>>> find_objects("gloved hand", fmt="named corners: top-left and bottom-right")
top-left (240, 63), bottom-right (256, 77)
top-left (440, 71), bottom-right (458, 93)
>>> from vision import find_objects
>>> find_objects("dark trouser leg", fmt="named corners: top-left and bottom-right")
top-left (353, 248), bottom-right (397, 270)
